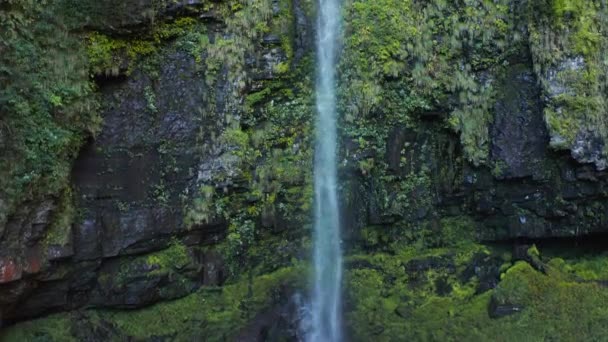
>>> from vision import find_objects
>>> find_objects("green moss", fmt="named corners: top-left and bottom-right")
top-left (185, 50), bottom-right (315, 280)
top-left (0, 0), bottom-right (101, 231)
top-left (202, 0), bottom-right (273, 91)
top-left (528, 0), bottom-right (608, 154)
top-left (360, 211), bottom-right (477, 253)
top-left (146, 240), bottom-right (190, 275)
top-left (527, 244), bottom-right (540, 259)
top-left (347, 245), bottom-right (608, 341)
top-left (95, 240), bottom-right (193, 294)
top-left (86, 33), bottom-right (156, 76)
top-left (564, 256), bottom-right (608, 281)
top-left (43, 187), bottom-right (75, 247)
top-left (0, 315), bottom-right (76, 342)
top-left (544, 251), bottom-right (608, 282)
top-left (86, 17), bottom-right (199, 76)
top-left (1, 266), bottom-right (305, 341)
top-left (345, 242), bottom-right (484, 341)
top-left (184, 185), bottom-right (216, 227)
top-left (272, 0), bottom-right (296, 63)
top-left (340, 0), bottom-right (515, 165)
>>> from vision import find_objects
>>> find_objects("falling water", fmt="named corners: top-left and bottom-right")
top-left (309, 0), bottom-right (342, 340)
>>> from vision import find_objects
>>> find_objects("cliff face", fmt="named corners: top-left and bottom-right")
top-left (2, 0), bottom-right (608, 340)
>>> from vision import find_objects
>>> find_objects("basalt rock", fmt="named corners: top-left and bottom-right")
top-left (346, 61), bottom-right (608, 243)
top-left (0, 0), bottom-right (315, 325)
top-left (5, 0), bottom-right (608, 340)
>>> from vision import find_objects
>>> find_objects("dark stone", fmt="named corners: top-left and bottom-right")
top-left (13, 281), bottom-right (70, 318)
top-left (434, 276), bottom-right (453, 296)
top-left (263, 34), bottom-right (281, 45)
top-left (89, 253), bottom-right (198, 309)
top-left (490, 64), bottom-right (547, 179)
top-left (345, 258), bottom-right (380, 271)
top-left (0, 0), bottom-right (315, 325)
top-left (201, 250), bottom-right (226, 286)
top-left (73, 219), bottom-right (103, 261)
top-left (405, 255), bottom-right (455, 274)
top-left (235, 289), bottom-right (302, 342)
top-left (489, 296), bottom-right (524, 318)
top-left (394, 304), bottom-right (411, 318)
top-left (386, 126), bottom-right (417, 174)
top-left (460, 252), bottom-right (503, 293)
top-left (63, 0), bottom-right (207, 34)
top-left (572, 130), bottom-right (607, 171)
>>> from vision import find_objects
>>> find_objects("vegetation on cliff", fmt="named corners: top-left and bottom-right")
top-left (0, 0), bottom-right (101, 230)
top-left (1, 266), bottom-right (305, 341)
top-left (3, 0), bottom-right (608, 340)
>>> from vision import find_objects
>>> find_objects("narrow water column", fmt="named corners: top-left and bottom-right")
top-left (310, 0), bottom-right (342, 341)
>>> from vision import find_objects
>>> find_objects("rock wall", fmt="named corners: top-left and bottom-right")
top-left (3, 0), bottom-right (608, 340)
top-left (0, 0), bottom-right (313, 328)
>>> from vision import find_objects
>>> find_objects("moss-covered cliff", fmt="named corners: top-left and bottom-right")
top-left (2, 0), bottom-right (608, 341)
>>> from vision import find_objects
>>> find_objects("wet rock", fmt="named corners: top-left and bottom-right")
top-left (489, 296), bottom-right (523, 318)
top-left (64, 0), bottom-right (207, 34)
top-left (89, 252), bottom-right (198, 309)
top-left (386, 126), bottom-right (417, 174)
top-left (460, 252), bottom-right (503, 293)
top-left (236, 288), bottom-right (302, 342)
top-left (73, 219), bottom-right (103, 261)
top-left (197, 152), bottom-right (241, 187)
top-left (546, 57), bottom-right (585, 98)
top-left (47, 243), bottom-right (74, 262)
top-left (15, 281), bottom-right (70, 318)
top-left (293, 0), bottom-right (313, 61)
top-left (490, 64), bottom-right (547, 179)
top-left (99, 208), bottom-right (181, 258)
top-left (571, 130), bottom-right (607, 171)
top-left (0, 0), bottom-right (314, 325)
top-left (0, 199), bottom-right (6, 232)
top-left (405, 255), bottom-right (455, 274)
top-left (201, 250), bottom-right (226, 286)
top-left (263, 34), bottom-right (281, 45)
top-left (0, 280), bottom-right (28, 319)
top-left (0, 259), bottom-right (22, 284)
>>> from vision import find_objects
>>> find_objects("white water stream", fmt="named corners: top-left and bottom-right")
top-left (309, 0), bottom-right (343, 340)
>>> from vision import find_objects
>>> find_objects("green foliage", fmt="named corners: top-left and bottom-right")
top-left (202, 0), bottom-right (274, 92)
top-left (542, 245), bottom-right (608, 282)
top-left (0, 0), bottom-right (101, 229)
top-left (245, 87), bottom-right (272, 109)
top-left (86, 17), bottom-right (198, 76)
top-left (360, 216), bottom-right (478, 256)
top-left (185, 25), bottom-right (315, 279)
top-left (527, 0), bottom-right (608, 152)
top-left (340, 0), bottom-right (516, 165)
top-left (192, 91), bottom-right (315, 278)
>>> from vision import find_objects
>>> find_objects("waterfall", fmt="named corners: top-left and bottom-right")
top-left (309, 0), bottom-right (343, 340)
